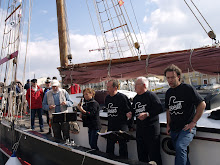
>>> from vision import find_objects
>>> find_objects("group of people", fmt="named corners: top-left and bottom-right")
top-left (26, 77), bottom-right (73, 142)
top-left (78, 64), bottom-right (206, 165)
top-left (25, 64), bottom-right (206, 165)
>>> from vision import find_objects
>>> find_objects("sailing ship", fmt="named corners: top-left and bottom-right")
top-left (0, 0), bottom-right (220, 165)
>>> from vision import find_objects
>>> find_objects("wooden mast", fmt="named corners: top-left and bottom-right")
top-left (56, 0), bottom-right (69, 68)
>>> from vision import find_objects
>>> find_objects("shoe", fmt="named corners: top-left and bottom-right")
top-left (40, 128), bottom-right (44, 132)
top-left (46, 128), bottom-right (51, 134)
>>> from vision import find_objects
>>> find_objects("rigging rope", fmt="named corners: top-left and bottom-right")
top-left (0, 0), bottom-right (30, 122)
top-left (12, 133), bottom-right (23, 153)
top-left (145, 54), bottom-right (150, 74)
top-left (22, 0), bottom-right (32, 86)
top-left (93, 0), bottom-right (111, 59)
top-left (112, 0), bottom-right (135, 57)
top-left (189, 0), bottom-right (213, 31)
top-left (183, 0), bottom-right (216, 41)
top-left (102, 0), bottom-right (124, 58)
top-left (86, 0), bottom-right (103, 59)
top-left (125, 0), bottom-right (147, 54)
top-left (189, 48), bottom-right (195, 72)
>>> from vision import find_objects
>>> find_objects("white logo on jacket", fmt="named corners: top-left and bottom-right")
top-left (107, 103), bottom-right (118, 117)
top-left (168, 96), bottom-right (184, 115)
top-left (134, 102), bottom-right (147, 115)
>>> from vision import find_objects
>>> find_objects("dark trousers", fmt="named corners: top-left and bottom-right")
top-left (44, 110), bottom-right (49, 125)
top-left (51, 120), bottom-right (70, 141)
top-left (106, 124), bottom-right (128, 158)
top-left (88, 129), bottom-right (99, 150)
top-left (31, 108), bottom-right (43, 129)
top-left (106, 138), bottom-right (128, 158)
top-left (136, 123), bottom-right (162, 165)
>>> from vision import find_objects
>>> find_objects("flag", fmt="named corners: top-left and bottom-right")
top-left (119, 0), bottom-right (124, 6)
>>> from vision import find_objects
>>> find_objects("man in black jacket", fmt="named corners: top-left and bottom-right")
top-left (127, 77), bottom-right (163, 165)
top-left (105, 80), bottom-right (131, 158)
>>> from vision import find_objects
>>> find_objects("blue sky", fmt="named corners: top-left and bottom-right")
top-left (30, 0), bottom-right (151, 38)
top-left (1, 0), bottom-right (220, 81)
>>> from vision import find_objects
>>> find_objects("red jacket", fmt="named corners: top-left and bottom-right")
top-left (26, 85), bottom-right (43, 109)
top-left (70, 84), bottom-right (81, 94)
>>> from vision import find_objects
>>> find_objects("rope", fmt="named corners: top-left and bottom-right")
top-left (111, 0), bottom-right (134, 58)
top-left (189, 0), bottom-right (213, 31)
top-left (93, 0), bottom-right (111, 59)
top-left (22, 0), bottom-right (32, 85)
top-left (103, 0), bottom-right (124, 58)
top-left (12, 133), bottom-right (23, 153)
top-left (107, 60), bottom-right (112, 78)
top-left (183, 0), bottom-right (215, 38)
top-left (126, 0), bottom-right (147, 55)
top-left (183, 0), bottom-right (207, 34)
top-left (145, 54), bottom-right (150, 74)
top-left (86, 0), bottom-right (103, 59)
top-left (188, 68), bottom-right (192, 85)
top-left (81, 149), bottom-right (96, 165)
top-left (189, 48), bottom-right (195, 72)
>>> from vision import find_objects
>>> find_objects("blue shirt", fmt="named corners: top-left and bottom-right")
top-left (42, 89), bottom-right (73, 113)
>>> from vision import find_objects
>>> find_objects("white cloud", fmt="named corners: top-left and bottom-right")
top-left (40, 10), bottom-right (48, 14)
top-left (49, 17), bottom-right (57, 23)
top-left (143, 16), bottom-right (148, 23)
top-left (140, 0), bottom-right (220, 54)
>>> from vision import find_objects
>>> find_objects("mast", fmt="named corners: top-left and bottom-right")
top-left (56, 0), bottom-right (69, 68)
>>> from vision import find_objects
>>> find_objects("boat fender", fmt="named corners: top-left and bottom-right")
top-left (69, 121), bottom-right (80, 134)
top-left (5, 152), bottom-right (22, 165)
top-left (162, 137), bottom-right (190, 156)
top-left (162, 137), bottom-right (176, 156)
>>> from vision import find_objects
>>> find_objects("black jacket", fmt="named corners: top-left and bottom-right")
top-left (82, 98), bottom-right (101, 130)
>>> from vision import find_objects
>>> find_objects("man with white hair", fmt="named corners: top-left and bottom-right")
top-left (127, 76), bottom-right (163, 165)
top-left (42, 79), bottom-right (73, 141)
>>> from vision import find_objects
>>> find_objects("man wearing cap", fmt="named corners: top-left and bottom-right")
top-left (26, 79), bottom-right (44, 132)
top-left (42, 79), bottom-right (73, 141)
top-left (43, 78), bottom-right (52, 134)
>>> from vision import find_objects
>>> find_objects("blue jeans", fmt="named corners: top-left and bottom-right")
top-left (31, 108), bottom-right (43, 129)
top-left (88, 129), bottom-right (99, 150)
top-left (170, 127), bottom-right (196, 165)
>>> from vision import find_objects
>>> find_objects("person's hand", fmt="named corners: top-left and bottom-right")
top-left (137, 112), bottom-right (148, 121)
top-left (183, 122), bottom-right (196, 132)
top-left (126, 112), bottom-right (132, 119)
top-left (49, 105), bottom-right (56, 109)
top-left (61, 101), bottom-right (66, 106)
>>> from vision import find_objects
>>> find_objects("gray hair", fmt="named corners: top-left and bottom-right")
top-left (136, 77), bottom-right (149, 88)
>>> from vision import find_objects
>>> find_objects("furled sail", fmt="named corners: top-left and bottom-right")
top-left (59, 45), bottom-right (220, 84)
